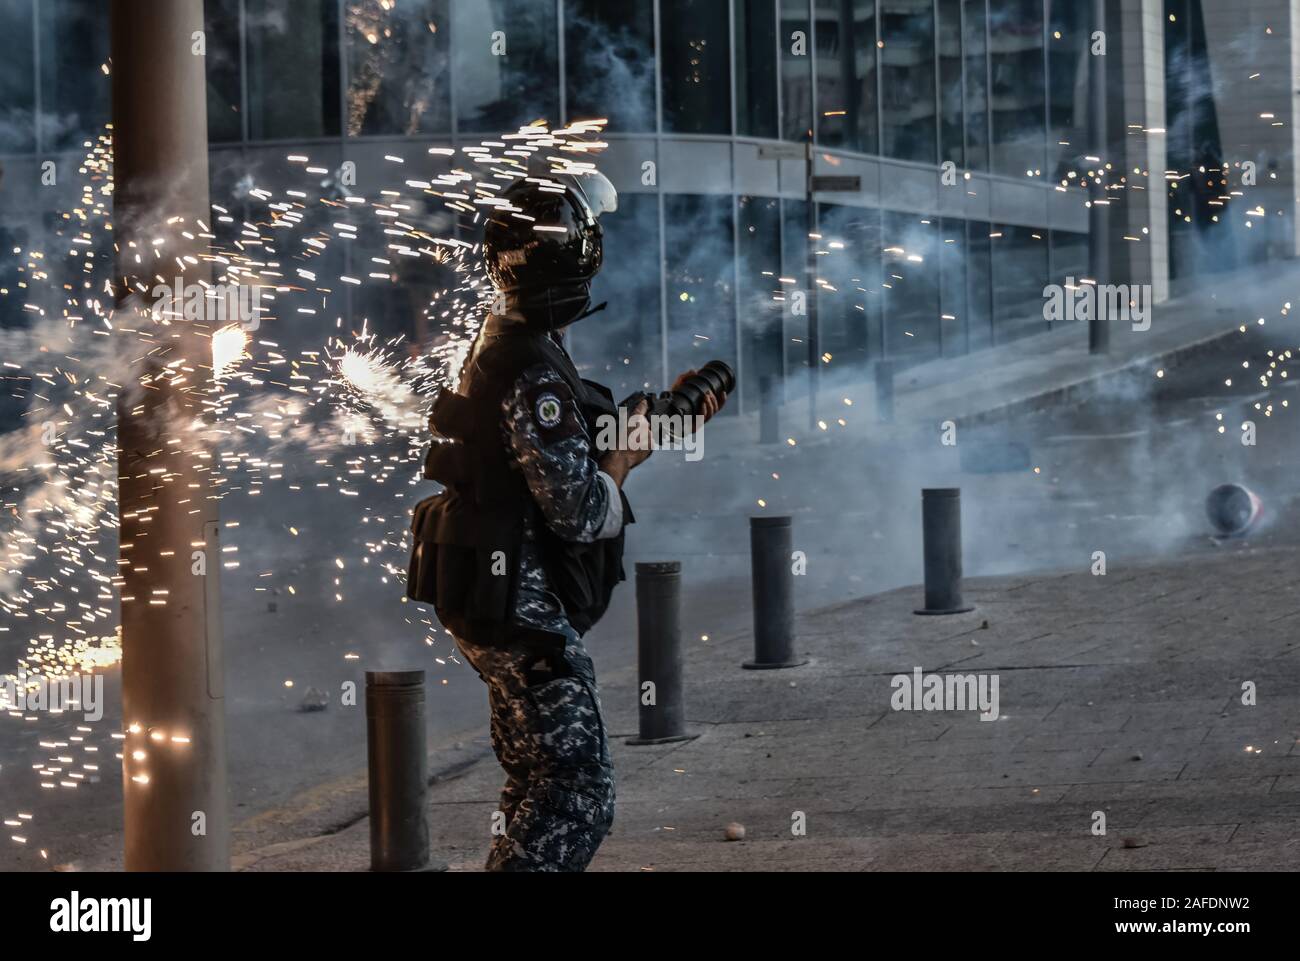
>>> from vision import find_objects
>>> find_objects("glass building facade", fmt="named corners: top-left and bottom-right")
top-left (0, 0), bottom-right (1160, 409)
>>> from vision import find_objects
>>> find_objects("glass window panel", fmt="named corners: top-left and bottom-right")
top-left (566, 0), bottom-right (655, 132)
top-left (661, 0), bottom-right (731, 134)
top-left (738, 195), bottom-right (783, 402)
top-left (736, 0), bottom-right (779, 139)
top-left (880, 0), bottom-right (936, 164)
top-left (346, 0), bottom-right (451, 137)
top-left (856, 202), bottom-right (885, 357)
top-left (208, 155), bottom-right (253, 251)
top-left (816, 202), bottom-right (876, 371)
top-left (246, 0), bottom-right (341, 140)
top-left (814, 0), bottom-right (878, 154)
top-left (342, 193), bottom-right (456, 347)
top-left (1165, 0), bottom-right (1194, 280)
top-left (205, 0), bottom-right (244, 143)
top-left (0, 197), bottom-right (29, 298)
top-left (881, 211), bottom-right (940, 360)
top-left (1047, 0), bottom-right (1089, 179)
top-left (0, 178), bottom-right (28, 422)
top-left (1164, 0), bottom-right (1231, 279)
top-left (39, 0), bottom-right (110, 151)
top-left (963, 0), bottom-right (989, 171)
top-left (780, 0), bottom-right (812, 142)
top-left (1048, 228), bottom-right (1087, 330)
top-left (0, 0), bottom-right (35, 153)
top-left (452, 0), bottom-right (557, 132)
top-left (568, 193), bottom-right (662, 400)
top-left (782, 197), bottom-right (809, 372)
top-left (989, 0), bottom-right (1045, 179)
top-left (939, 216), bottom-right (967, 354)
top-left (965, 219), bottom-right (993, 349)
top-left (937, 0), bottom-right (963, 166)
top-left (663, 194), bottom-right (736, 388)
top-left (261, 185), bottom-right (349, 347)
top-left (990, 223), bottom-right (1048, 342)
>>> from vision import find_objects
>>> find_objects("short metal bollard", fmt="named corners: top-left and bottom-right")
top-left (914, 488), bottom-right (975, 615)
top-left (875, 360), bottom-right (895, 423)
top-left (759, 374), bottom-right (780, 445)
top-left (628, 562), bottom-right (696, 745)
top-left (366, 670), bottom-right (442, 871)
top-left (744, 516), bottom-right (806, 669)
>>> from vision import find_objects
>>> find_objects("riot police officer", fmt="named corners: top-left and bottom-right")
top-left (408, 170), bottom-right (722, 871)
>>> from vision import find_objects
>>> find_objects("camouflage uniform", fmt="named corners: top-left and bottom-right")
top-left (453, 312), bottom-right (619, 872)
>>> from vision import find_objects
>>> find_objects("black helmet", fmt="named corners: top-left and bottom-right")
top-left (483, 171), bottom-right (617, 329)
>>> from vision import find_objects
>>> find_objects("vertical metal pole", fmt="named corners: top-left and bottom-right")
top-left (933, 0), bottom-right (942, 164)
top-left (30, 0), bottom-right (42, 156)
top-left (653, 0), bottom-right (669, 390)
top-left (839, 0), bottom-right (859, 141)
top-left (112, 0), bottom-right (229, 871)
top-left (806, 140), bottom-right (820, 429)
top-left (1088, 0), bottom-right (1110, 354)
top-left (728, 0), bottom-right (743, 413)
top-left (366, 670), bottom-right (431, 872)
top-left (628, 562), bottom-right (694, 745)
top-left (556, 0), bottom-right (566, 125)
top-left (805, 0), bottom-right (820, 425)
top-left (914, 488), bottom-right (975, 615)
top-left (744, 517), bottom-right (805, 669)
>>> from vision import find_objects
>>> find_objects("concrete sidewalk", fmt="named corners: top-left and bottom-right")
top-left (236, 542), bottom-right (1300, 872)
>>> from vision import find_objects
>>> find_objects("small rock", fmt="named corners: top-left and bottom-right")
top-left (980, 620), bottom-right (989, 629)
top-left (724, 822), bottom-right (746, 842)
top-left (1121, 837), bottom-right (1148, 849)
top-left (298, 687), bottom-right (329, 712)
top-left (1130, 752), bottom-right (1143, 761)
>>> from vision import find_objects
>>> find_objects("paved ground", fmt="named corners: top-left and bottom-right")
top-left (227, 542), bottom-right (1300, 872)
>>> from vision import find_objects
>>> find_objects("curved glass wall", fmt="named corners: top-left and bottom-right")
top-left (0, 0), bottom-right (1114, 406)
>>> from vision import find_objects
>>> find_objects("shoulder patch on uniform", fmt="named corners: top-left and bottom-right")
top-left (522, 378), bottom-right (581, 445)
top-left (534, 391), bottom-right (564, 429)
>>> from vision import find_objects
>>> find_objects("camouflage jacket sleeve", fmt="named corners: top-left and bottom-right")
top-left (503, 362), bottom-right (622, 543)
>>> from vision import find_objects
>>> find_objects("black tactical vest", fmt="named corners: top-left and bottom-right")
top-left (406, 328), bottom-right (632, 648)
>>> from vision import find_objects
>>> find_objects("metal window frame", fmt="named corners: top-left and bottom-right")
top-left (775, 0), bottom-right (789, 385)
top-left (933, 0), bottom-right (943, 169)
top-left (729, 0), bottom-right (745, 410)
top-left (984, 0), bottom-right (993, 171)
top-left (31, 0), bottom-right (42, 155)
top-left (653, 0), bottom-right (669, 389)
top-left (557, 0), bottom-right (567, 125)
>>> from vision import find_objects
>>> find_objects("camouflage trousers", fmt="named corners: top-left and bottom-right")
top-left (455, 626), bottom-right (615, 872)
